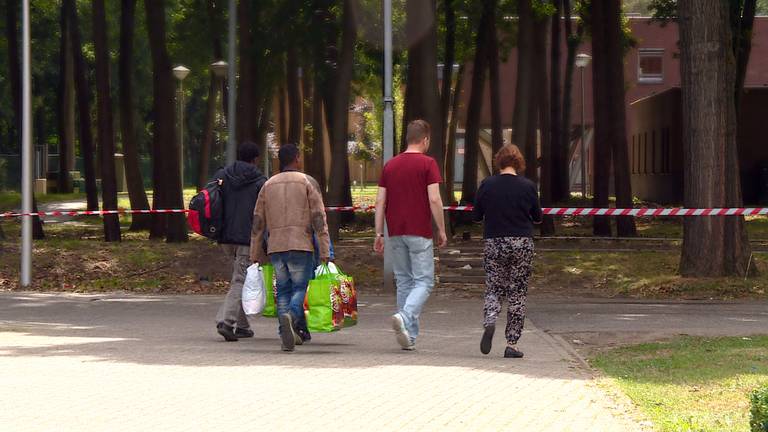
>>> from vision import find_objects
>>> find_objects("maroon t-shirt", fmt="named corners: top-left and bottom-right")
top-left (379, 152), bottom-right (443, 239)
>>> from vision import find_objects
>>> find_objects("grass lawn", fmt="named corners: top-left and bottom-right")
top-left (591, 336), bottom-right (768, 432)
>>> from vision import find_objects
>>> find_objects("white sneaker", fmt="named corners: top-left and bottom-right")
top-left (391, 314), bottom-right (414, 350)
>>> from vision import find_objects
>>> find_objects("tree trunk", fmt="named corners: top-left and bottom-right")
top-left (536, 14), bottom-right (556, 236)
top-left (734, 0), bottom-right (756, 111)
top-left (558, 0), bottom-right (580, 202)
top-left (145, 0), bottom-right (187, 243)
top-left (236, 0), bottom-right (258, 143)
top-left (198, 0), bottom-right (224, 190)
top-left (440, 0), bottom-right (456, 161)
top-left (287, 48), bottom-right (302, 145)
top-left (31, 197), bottom-right (44, 240)
top-left (603, 0), bottom-right (636, 236)
top-left (512, 0), bottom-right (534, 148)
top-left (486, 0), bottom-right (503, 157)
top-left (311, 75), bottom-right (328, 195)
top-left (65, 0), bottom-right (99, 211)
top-left (198, 77), bottom-right (218, 190)
top-left (589, 1), bottom-right (612, 236)
top-left (5, 0), bottom-right (21, 148)
top-left (304, 67), bottom-right (327, 194)
top-left (119, 0), bottom-right (151, 230)
top-left (679, 0), bottom-right (751, 277)
top-left (445, 64), bottom-right (465, 205)
top-left (405, 0), bottom-right (446, 189)
top-left (550, 0), bottom-right (564, 203)
top-left (327, 0), bottom-right (357, 241)
top-left (93, 0), bottom-right (122, 242)
top-left (57, 3), bottom-right (75, 194)
top-left (461, 9), bottom-right (489, 205)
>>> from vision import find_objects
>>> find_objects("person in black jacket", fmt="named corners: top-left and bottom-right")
top-left (474, 144), bottom-right (542, 359)
top-left (214, 141), bottom-right (268, 342)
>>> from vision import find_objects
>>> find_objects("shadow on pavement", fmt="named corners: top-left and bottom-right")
top-left (0, 292), bottom-right (588, 380)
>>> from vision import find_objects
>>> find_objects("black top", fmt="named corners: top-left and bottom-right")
top-left (473, 174), bottom-right (543, 239)
top-left (213, 161), bottom-right (267, 246)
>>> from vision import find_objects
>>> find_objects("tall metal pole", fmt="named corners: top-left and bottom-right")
top-left (179, 80), bottom-right (184, 188)
top-left (226, 0), bottom-right (237, 165)
top-left (382, 0), bottom-right (394, 291)
top-left (20, 0), bottom-right (32, 287)
top-left (580, 67), bottom-right (587, 197)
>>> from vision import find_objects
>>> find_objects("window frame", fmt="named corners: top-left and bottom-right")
top-left (638, 48), bottom-right (665, 84)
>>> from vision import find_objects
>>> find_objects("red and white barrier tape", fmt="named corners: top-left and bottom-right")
top-left (0, 209), bottom-right (188, 218)
top-left (4, 206), bottom-right (768, 218)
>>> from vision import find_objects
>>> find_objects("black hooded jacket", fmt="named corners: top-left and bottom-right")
top-left (213, 161), bottom-right (267, 246)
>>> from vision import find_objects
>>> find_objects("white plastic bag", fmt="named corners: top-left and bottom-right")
top-left (242, 263), bottom-right (266, 316)
top-left (314, 262), bottom-right (339, 278)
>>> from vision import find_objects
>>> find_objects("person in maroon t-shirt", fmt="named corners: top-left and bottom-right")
top-left (374, 119), bottom-right (448, 350)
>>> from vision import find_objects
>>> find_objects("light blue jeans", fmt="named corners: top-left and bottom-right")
top-left (390, 235), bottom-right (435, 341)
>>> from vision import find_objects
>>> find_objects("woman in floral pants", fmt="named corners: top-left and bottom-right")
top-left (473, 144), bottom-right (542, 358)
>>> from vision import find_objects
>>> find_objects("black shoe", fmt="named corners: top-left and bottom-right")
top-left (504, 347), bottom-right (524, 358)
top-left (278, 313), bottom-right (298, 352)
top-left (297, 328), bottom-right (311, 345)
top-left (235, 328), bottom-right (254, 339)
top-left (217, 322), bottom-right (238, 342)
top-left (480, 325), bottom-right (495, 355)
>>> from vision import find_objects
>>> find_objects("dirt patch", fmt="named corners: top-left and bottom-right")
top-left (0, 225), bottom-right (385, 295)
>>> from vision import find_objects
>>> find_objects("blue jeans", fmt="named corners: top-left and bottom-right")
top-left (390, 235), bottom-right (435, 341)
top-left (270, 251), bottom-right (314, 333)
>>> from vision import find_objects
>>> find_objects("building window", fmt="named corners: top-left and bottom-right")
top-left (638, 49), bottom-right (664, 84)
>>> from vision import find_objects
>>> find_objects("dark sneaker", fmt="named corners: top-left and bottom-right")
top-left (504, 346), bottom-right (524, 358)
top-left (297, 328), bottom-right (311, 345)
top-left (235, 328), bottom-right (254, 339)
top-left (217, 322), bottom-right (238, 342)
top-left (480, 325), bottom-right (495, 355)
top-left (278, 313), bottom-right (299, 352)
top-left (391, 314), bottom-right (412, 350)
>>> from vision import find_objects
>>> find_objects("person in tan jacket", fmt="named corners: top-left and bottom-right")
top-left (251, 143), bottom-right (330, 352)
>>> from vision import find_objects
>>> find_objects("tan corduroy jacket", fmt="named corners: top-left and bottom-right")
top-left (250, 171), bottom-right (330, 264)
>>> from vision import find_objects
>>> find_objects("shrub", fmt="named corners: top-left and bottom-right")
top-left (752, 386), bottom-right (768, 432)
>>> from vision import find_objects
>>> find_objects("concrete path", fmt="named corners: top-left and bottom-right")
top-left (528, 297), bottom-right (768, 348)
top-left (0, 292), bottom-right (642, 431)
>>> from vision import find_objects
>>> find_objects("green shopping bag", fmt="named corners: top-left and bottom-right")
top-left (260, 264), bottom-right (278, 317)
top-left (304, 265), bottom-right (344, 333)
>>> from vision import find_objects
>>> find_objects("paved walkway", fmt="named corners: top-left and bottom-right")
top-left (529, 297), bottom-right (768, 348)
top-left (0, 292), bottom-right (642, 431)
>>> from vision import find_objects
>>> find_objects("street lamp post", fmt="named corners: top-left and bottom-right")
top-left (382, 0), bottom-right (394, 291)
top-left (575, 53), bottom-right (591, 198)
top-left (173, 65), bottom-right (190, 190)
top-left (20, 0), bottom-right (32, 287)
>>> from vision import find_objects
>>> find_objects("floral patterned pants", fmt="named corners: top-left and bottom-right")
top-left (482, 237), bottom-right (534, 345)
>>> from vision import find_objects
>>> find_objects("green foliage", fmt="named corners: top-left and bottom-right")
top-left (753, 386), bottom-right (768, 432)
top-left (532, 0), bottom-right (557, 19)
top-left (352, 109), bottom-right (381, 162)
top-left (647, 0), bottom-right (768, 20)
